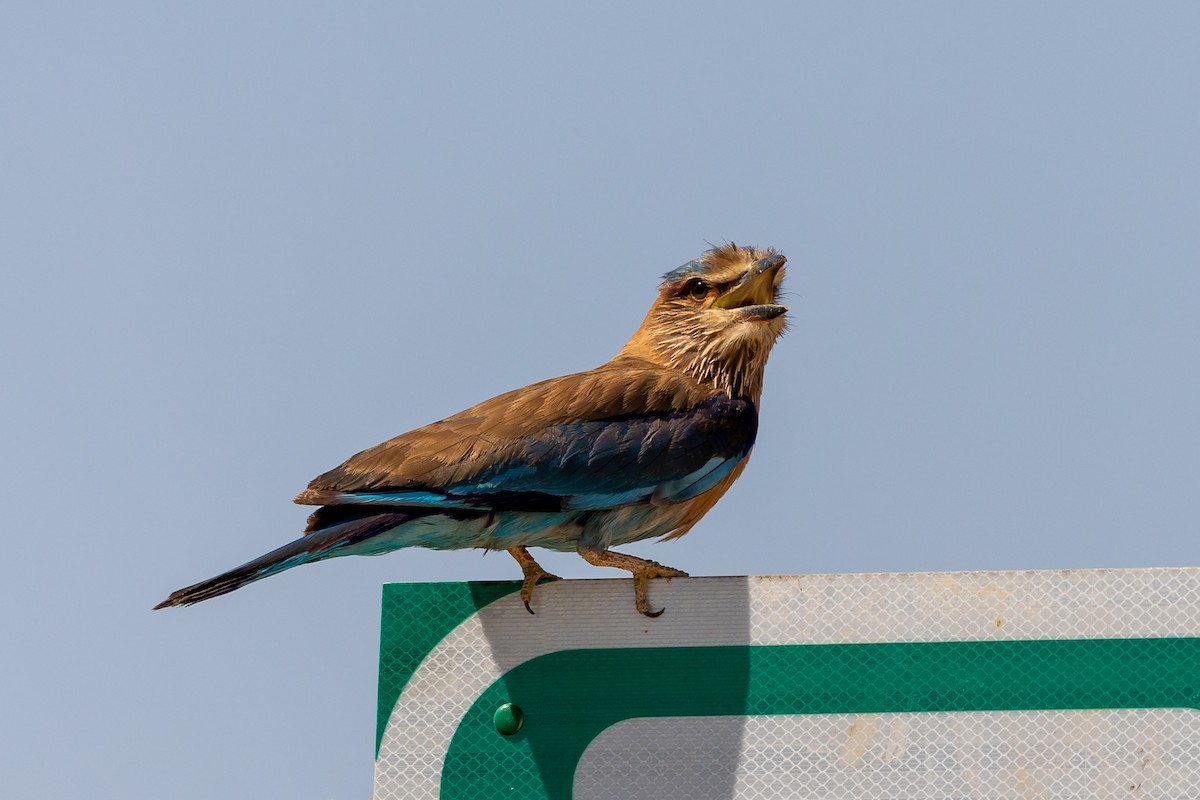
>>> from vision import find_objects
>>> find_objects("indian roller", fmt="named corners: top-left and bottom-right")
top-left (156, 244), bottom-right (787, 616)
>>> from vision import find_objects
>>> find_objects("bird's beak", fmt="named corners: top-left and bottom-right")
top-left (712, 254), bottom-right (787, 317)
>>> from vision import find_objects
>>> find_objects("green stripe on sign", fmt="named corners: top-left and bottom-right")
top-left (442, 637), bottom-right (1200, 799)
top-left (377, 580), bottom-right (521, 756)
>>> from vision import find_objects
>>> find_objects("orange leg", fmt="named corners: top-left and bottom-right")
top-left (577, 547), bottom-right (688, 617)
top-left (507, 546), bottom-right (561, 614)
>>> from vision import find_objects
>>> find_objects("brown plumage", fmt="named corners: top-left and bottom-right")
top-left (295, 363), bottom-right (716, 505)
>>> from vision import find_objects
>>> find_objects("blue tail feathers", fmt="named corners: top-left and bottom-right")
top-left (153, 511), bottom-right (414, 608)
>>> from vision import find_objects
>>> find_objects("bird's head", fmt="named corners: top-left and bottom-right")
top-left (619, 244), bottom-right (788, 400)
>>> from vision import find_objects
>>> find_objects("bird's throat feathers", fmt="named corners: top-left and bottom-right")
top-left (618, 244), bottom-right (787, 402)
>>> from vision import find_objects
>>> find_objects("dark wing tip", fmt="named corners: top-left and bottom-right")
top-left (152, 577), bottom-right (237, 609)
top-left (153, 588), bottom-right (200, 610)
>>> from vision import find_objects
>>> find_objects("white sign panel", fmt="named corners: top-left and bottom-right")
top-left (375, 569), bottom-right (1200, 799)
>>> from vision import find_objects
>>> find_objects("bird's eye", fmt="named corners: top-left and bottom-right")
top-left (681, 278), bottom-right (710, 301)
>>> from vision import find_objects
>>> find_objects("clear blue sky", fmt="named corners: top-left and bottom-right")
top-left (2, 3), bottom-right (1198, 798)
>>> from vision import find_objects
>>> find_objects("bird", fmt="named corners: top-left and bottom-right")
top-left (155, 244), bottom-right (788, 617)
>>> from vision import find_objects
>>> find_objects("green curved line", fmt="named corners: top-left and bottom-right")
top-left (376, 580), bottom-right (522, 756)
top-left (441, 637), bottom-right (1200, 799)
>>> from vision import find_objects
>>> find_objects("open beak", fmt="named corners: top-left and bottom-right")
top-left (712, 254), bottom-right (787, 318)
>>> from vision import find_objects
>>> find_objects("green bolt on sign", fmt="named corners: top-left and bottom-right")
top-left (374, 570), bottom-right (1200, 799)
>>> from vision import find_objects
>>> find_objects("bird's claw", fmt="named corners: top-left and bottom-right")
top-left (577, 547), bottom-right (687, 618)
top-left (632, 562), bottom-right (689, 617)
top-left (519, 570), bottom-right (561, 614)
top-left (509, 546), bottom-right (560, 615)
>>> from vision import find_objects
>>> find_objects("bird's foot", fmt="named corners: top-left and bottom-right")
top-left (507, 546), bottom-right (561, 614)
top-left (577, 548), bottom-right (688, 617)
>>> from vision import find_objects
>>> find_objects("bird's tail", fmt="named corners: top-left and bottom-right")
top-left (153, 510), bottom-right (413, 609)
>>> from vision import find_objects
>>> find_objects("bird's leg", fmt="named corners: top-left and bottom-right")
top-left (507, 546), bottom-right (561, 615)
top-left (577, 547), bottom-right (688, 617)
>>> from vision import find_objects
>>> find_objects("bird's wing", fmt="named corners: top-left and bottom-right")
top-left (296, 361), bottom-right (757, 514)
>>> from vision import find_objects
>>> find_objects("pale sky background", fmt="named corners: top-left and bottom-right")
top-left (3, 3), bottom-right (1198, 798)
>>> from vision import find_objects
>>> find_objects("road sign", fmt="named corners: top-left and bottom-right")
top-left (374, 569), bottom-right (1200, 799)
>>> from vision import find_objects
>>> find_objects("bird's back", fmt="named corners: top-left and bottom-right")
top-left (296, 354), bottom-right (727, 505)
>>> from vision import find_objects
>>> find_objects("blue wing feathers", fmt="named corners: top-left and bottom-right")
top-left (651, 455), bottom-right (742, 504)
top-left (300, 395), bottom-right (757, 518)
top-left (322, 491), bottom-right (488, 509)
top-left (324, 395), bottom-right (758, 512)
